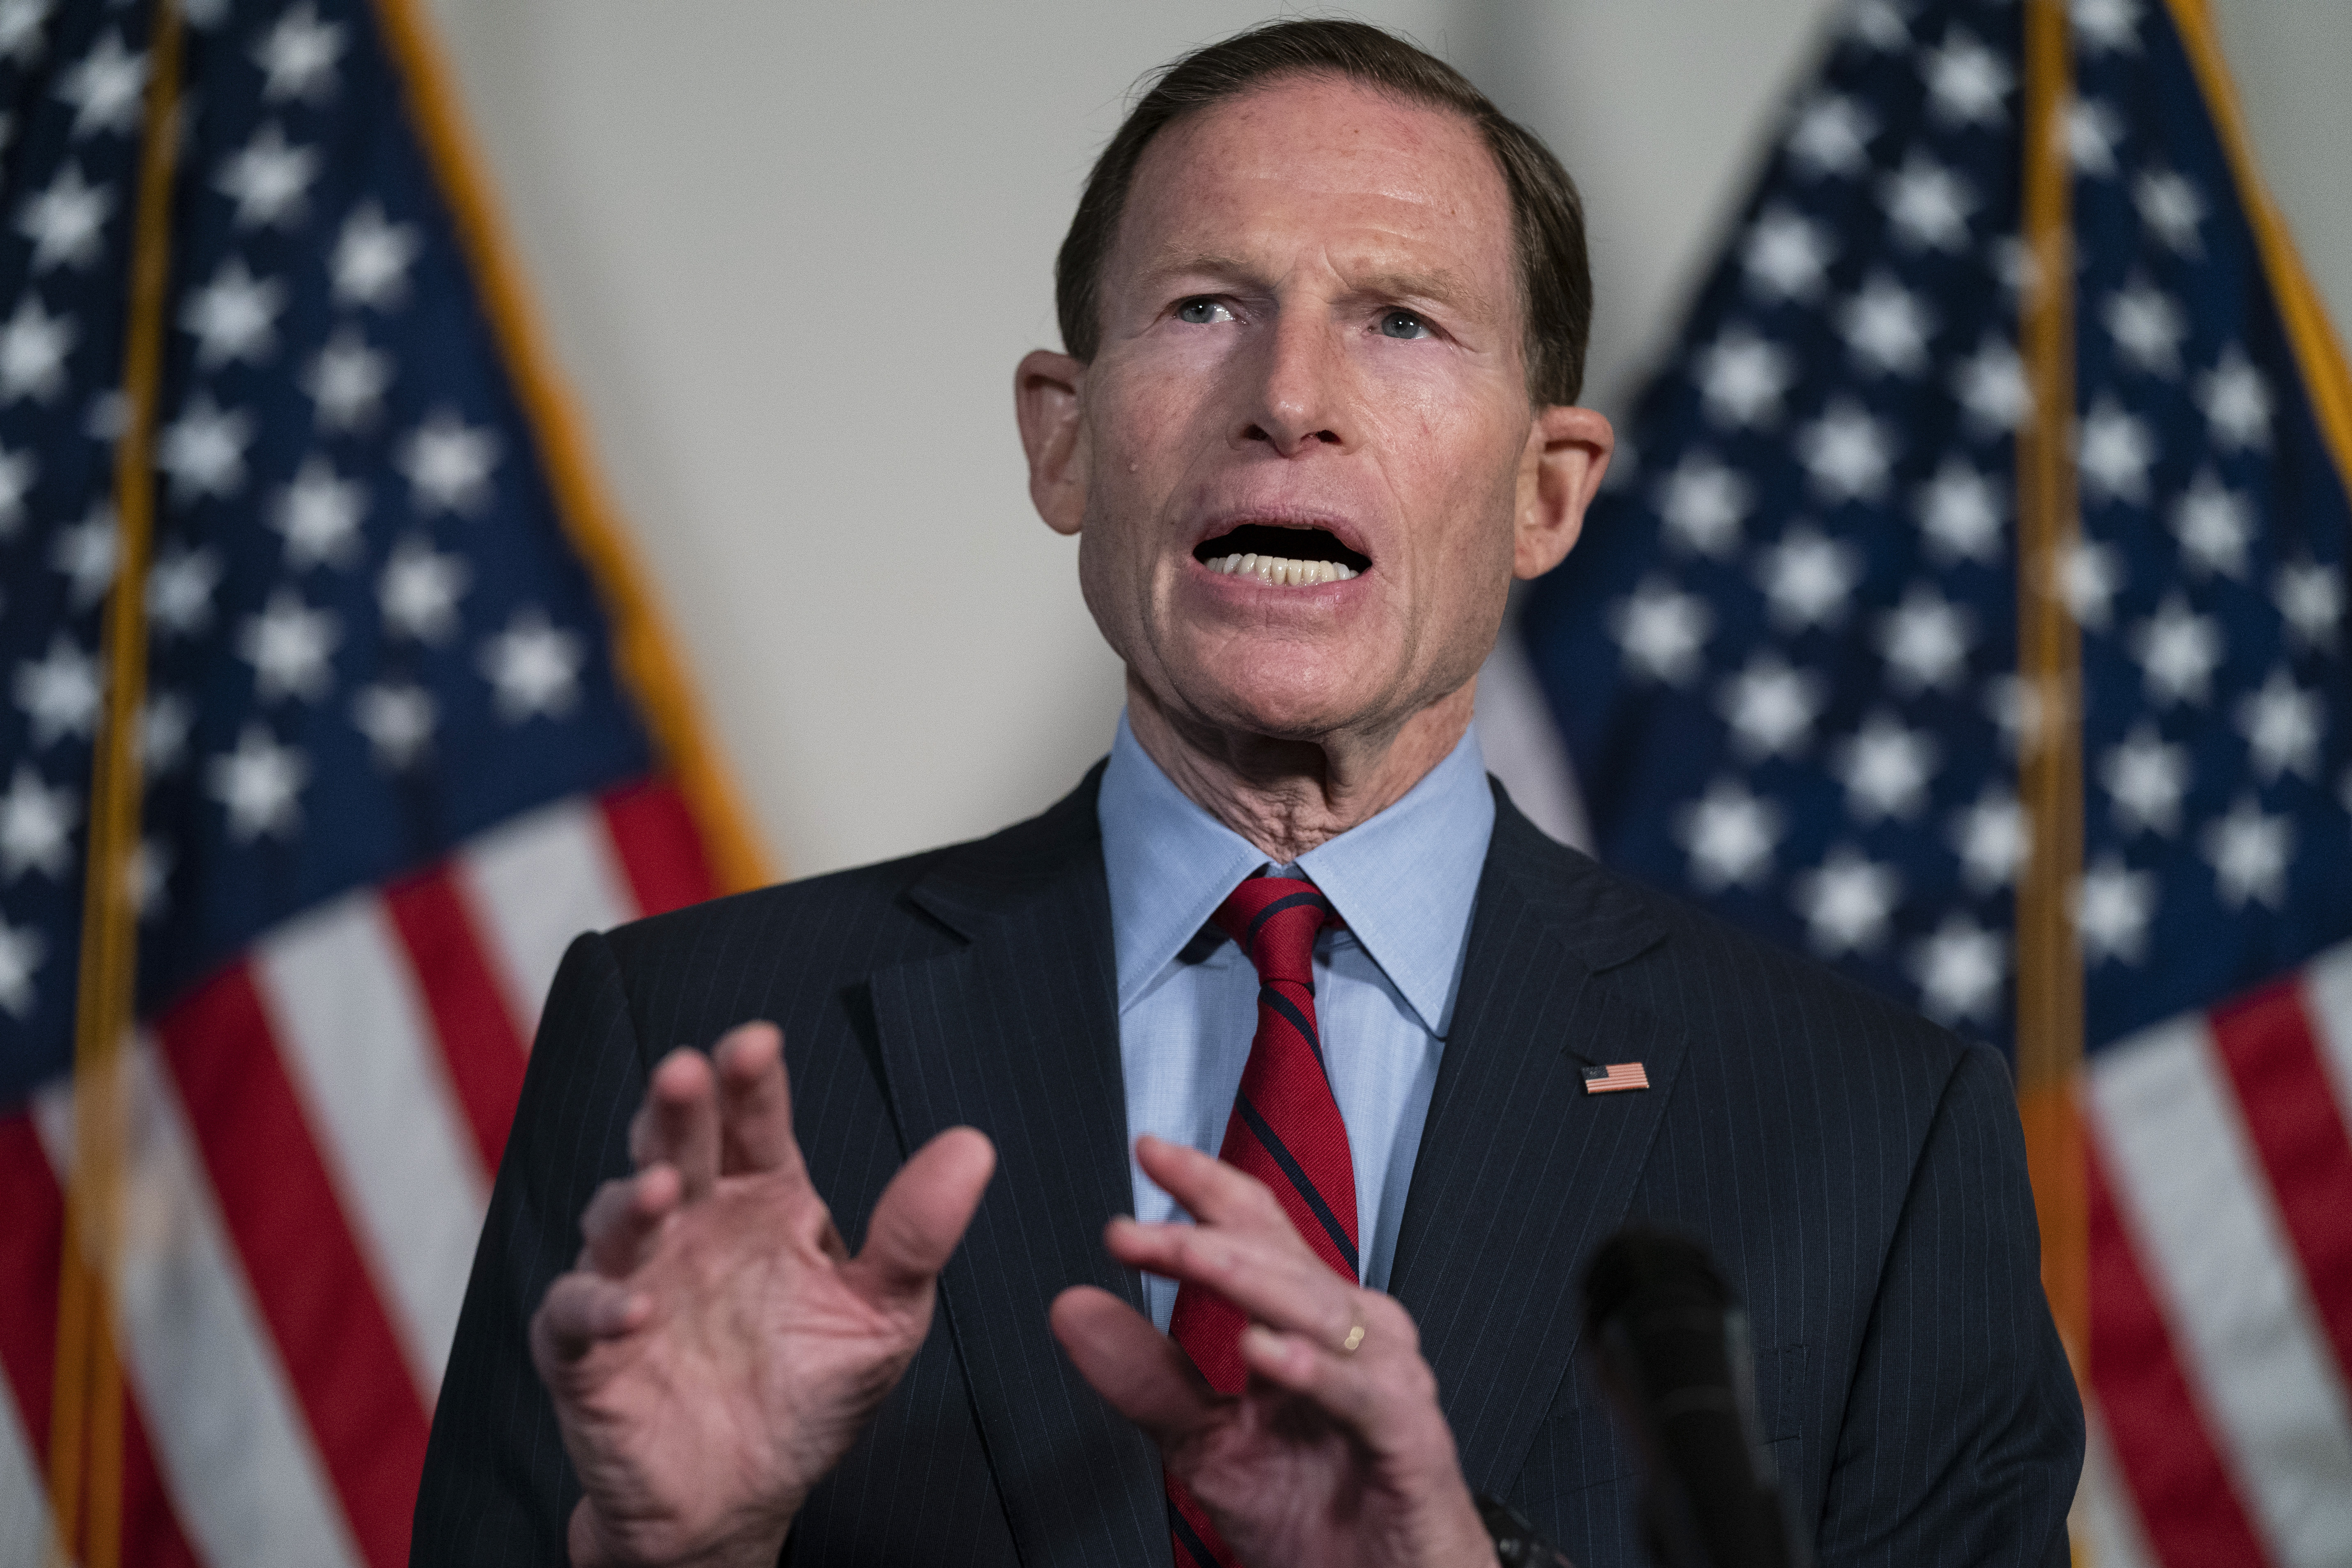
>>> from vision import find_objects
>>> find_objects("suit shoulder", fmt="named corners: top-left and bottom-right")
top-left (1492, 800), bottom-right (1968, 1081)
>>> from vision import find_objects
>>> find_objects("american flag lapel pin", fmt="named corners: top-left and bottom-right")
top-left (1582, 1061), bottom-right (1650, 1095)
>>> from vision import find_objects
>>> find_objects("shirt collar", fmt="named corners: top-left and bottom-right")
top-left (1096, 711), bottom-right (1495, 1034)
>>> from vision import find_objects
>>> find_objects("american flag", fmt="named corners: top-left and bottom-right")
top-left (1522, 0), bottom-right (2352, 1562)
top-left (0, 0), bottom-right (756, 1562)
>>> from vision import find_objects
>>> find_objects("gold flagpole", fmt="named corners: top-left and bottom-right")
top-left (2012, 0), bottom-right (2088, 1384)
top-left (47, 2), bottom-right (181, 1563)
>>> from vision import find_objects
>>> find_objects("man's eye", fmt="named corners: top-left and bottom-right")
top-left (1378, 309), bottom-right (1432, 340)
top-left (1176, 298), bottom-right (1235, 325)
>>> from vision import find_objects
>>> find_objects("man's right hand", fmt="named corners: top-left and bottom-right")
top-left (529, 1022), bottom-right (996, 1568)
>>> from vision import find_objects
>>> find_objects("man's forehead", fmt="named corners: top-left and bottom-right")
top-left (1112, 76), bottom-right (1516, 294)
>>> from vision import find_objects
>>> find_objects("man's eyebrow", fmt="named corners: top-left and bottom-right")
top-left (1134, 256), bottom-right (1495, 311)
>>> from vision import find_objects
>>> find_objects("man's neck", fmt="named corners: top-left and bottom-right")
top-left (1124, 676), bottom-right (1477, 863)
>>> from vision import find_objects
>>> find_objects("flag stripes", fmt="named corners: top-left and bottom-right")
top-left (0, 778), bottom-right (711, 1563)
top-left (2084, 942), bottom-right (2352, 1566)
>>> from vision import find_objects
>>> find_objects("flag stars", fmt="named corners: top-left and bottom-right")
top-left (2237, 669), bottom-right (2322, 782)
top-left (14, 635), bottom-right (99, 747)
top-left (1878, 585), bottom-right (1974, 693)
top-left (1, 295), bottom-right (76, 403)
top-left (1757, 526), bottom-right (1860, 631)
top-left (1743, 207), bottom-right (1833, 301)
top-left (1718, 654), bottom-right (1823, 760)
top-left (1845, 0), bottom-right (1910, 51)
top-left (2198, 347), bottom-right (2270, 450)
top-left (2203, 797), bottom-right (2292, 909)
top-left (1925, 30), bottom-right (2010, 128)
top-left (1834, 712), bottom-right (1939, 821)
top-left (216, 122), bottom-right (320, 230)
top-left (2134, 169), bottom-right (2204, 255)
top-left (2274, 558), bottom-right (2341, 649)
top-left (2074, 0), bottom-right (2143, 53)
top-left (1694, 329), bottom-right (1793, 428)
top-left (0, 444), bottom-right (32, 534)
top-left (480, 608), bottom-right (585, 721)
top-left (2131, 594), bottom-right (2225, 707)
top-left (305, 328), bottom-right (392, 430)
top-left (140, 690), bottom-right (192, 776)
top-left (399, 409), bottom-right (501, 514)
top-left (380, 536), bottom-right (469, 643)
top-left (1909, 914), bottom-right (2005, 1026)
top-left (2058, 537), bottom-right (2123, 631)
top-left (1950, 787), bottom-right (2027, 890)
top-left (59, 30), bottom-right (147, 139)
top-left (1612, 578), bottom-right (1713, 685)
top-left (148, 544), bottom-right (223, 637)
top-left (209, 725), bottom-right (308, 842)
top-left (1677, 778), bottom-right (1782, 891)
top-left (1881, 156), bottom-right (1974, 251)
top-left (1787, 93), bottom-right (1874, 178)
top-left (2067, 99), bottom-right (2123, 176)
top-left (0, 914), bottom-right (43, 1018)
top-left (18, 162), bottom-right (114, 271)
top-left (272, 455), bottom-right (366, 568)
top-left (1797, 400), bottom-right (1895, 502)
top-left (2077, 856), bottom-right (2156, 964)
top-left (0, 767), bottom-right (77, 881)
top-left (2077, 399), bottom-right (2154, 504)
top-left (2171, 471), bottom-right (2251, 578)
top-left (1657, 452), bottom-right (1749, 557)
top-left (1954, 337), bottom-right (2030, 432)
top-left (1840, 273), bottom-right (1935, 377)
top-left (332, 202), bottom-right (421, 309)
top-left (237, 591), bottom-right (341, 703)
top-left (51, 504), bottom-right (116, 607)
top-left (354, 682), bottom-right (436, 769)
top-left (2104, 278), bottom-right (2184, 376)
top-left (0, 0), bottom-right (48, 67)
top-left (182, 255), bottom-right (287, 367)
top-left (129, 837), bottom-right (170, 920)
top-left (254, 2), bottom-right (344, 103)
top-left (2101, 725), bottom-right (2190, 836)
top-left (1794, 847), bottom-right (1901, 957)
top-left (1918, 459), bottom-right (2004, 564)
top-left (158, 393), bottom-right (255, 500)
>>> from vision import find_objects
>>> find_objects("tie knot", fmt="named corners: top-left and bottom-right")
top-left (1213, 875), bottom-right (1334, 986)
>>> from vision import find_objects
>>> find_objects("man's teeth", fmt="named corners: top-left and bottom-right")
top-left (1203, 553), bottom-right (1360, 586)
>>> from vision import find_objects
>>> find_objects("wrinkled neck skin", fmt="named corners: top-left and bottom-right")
top-left (1123, 670), bottom-right (1477, 865)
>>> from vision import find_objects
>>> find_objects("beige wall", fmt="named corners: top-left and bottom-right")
top-left (431, 0), bottom-right (2352, 879)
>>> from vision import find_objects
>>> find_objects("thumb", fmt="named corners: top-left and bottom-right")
top-left (842, 1127), bottom-right (996, 1310)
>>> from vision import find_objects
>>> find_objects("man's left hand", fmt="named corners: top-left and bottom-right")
top-left (1050, 1136), bottom-right (1496, 1568)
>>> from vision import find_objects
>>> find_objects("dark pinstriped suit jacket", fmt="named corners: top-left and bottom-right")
top-left (412, 769), bottom-right (2082, 1567)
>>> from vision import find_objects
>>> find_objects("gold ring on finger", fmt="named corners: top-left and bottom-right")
top-left (1339, 1319), bottom-right (1367, 1355)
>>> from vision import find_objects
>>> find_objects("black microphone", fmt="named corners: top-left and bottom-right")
top-left (1580, 1226), bottom-right (1807, 1568)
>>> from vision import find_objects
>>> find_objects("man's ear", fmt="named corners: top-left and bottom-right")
top-left (1015, 349), bottom-right (1087, 537)
top-left (1513, 403), bottom-right (1614, 579)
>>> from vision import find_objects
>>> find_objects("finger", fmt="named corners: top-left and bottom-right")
top-left (841, 1127), bottom-right (996, 1311)
top-left (1236, 1322), bottom-right (1387, 1430)
top-left (1133, 1135), bottom-right (1314, 1258)
top-left (641, 1047), bottom-right (722, 1201)
top-left (577, 1164), bottom-right (682, 1277)
top-left (1105, 1217), bottom-right (1361, 1348)
top-left (532, 1270), bottom-right (653, 1369)
top-left (714, 1022), bottom-right (801, 1176)
top-left (1049, 1285), bottom-right (1220, 1449)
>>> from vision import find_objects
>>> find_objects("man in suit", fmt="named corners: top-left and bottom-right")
top-left (414, 19), bottom-right (2082, 1568)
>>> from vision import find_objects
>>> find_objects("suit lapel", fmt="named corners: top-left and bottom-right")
top-left (1389, 793), bottom-right (1684, 1494)
top-left (866, 769), bottom-right (1165, 1566)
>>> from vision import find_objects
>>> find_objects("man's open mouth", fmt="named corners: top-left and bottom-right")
top-left (1192, 524), bottom-right (1372, 587)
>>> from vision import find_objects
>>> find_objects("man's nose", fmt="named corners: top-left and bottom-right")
top-left (1238, 310), bottom-right (1350, 455)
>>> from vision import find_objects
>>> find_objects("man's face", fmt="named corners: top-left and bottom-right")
top-left (1022, 74), bottom-right (1605, 749)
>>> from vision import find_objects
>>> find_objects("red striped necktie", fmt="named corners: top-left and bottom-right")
top-left (1165, 875), bottom-right (1359, 1567)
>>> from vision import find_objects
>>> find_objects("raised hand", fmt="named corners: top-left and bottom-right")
top-left (1050, 1136), bottom-right (1496, 1568)
top-left (529, 1023), bottom-right (996, 1568)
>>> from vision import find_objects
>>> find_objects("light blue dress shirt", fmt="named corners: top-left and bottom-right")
top-left (1096, 712), bottom-right (1496, 1329)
